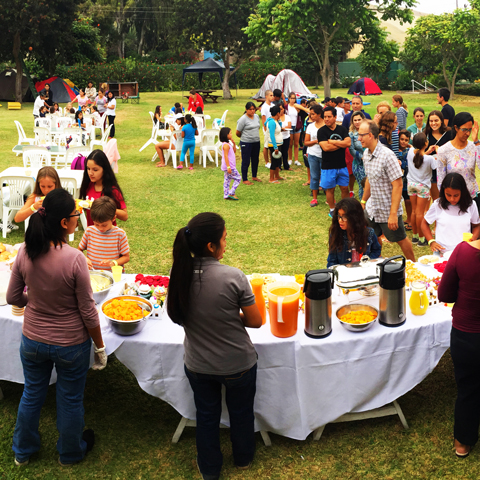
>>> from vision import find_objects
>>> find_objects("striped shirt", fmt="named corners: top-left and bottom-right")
top-left (78, 225), bottom-right (129, 271)
top-left (395, 107), bottom-right (408, 130)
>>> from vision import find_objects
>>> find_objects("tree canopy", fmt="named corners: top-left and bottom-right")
top-left (400, 9), bottom-right (480, 98)
top-left (245, 0), bottom-right (414, 97)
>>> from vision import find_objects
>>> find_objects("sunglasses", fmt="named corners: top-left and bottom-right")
top-left (457, 127), bottom-right (472, 133)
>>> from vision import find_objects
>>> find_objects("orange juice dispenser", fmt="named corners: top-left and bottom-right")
top-left (267, 281), bottom-right (301, 338)
top-left (250, 277), bottom-right (266, 325)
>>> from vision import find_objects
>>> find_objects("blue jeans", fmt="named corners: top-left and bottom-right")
top-left (13, 334), bottom-right (91, 464)
top-left (308, 154), bottom-right (322, 190)
top-left (185, 363), bottom-right (257, 477)
top-left (180, 140), bottom-right (196, 164)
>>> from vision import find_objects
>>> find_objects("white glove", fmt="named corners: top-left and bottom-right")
top-left (92, 343), bottom-right (107, 371)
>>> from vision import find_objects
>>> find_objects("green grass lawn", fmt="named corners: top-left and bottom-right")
top-left (1, 89), bottom-right (480, 479)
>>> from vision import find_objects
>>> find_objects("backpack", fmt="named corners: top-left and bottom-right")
top-left (71, 154), bottom-right (86, 170)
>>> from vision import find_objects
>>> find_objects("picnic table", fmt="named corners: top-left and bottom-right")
top-left (184, 89), bottom-right (220, 104)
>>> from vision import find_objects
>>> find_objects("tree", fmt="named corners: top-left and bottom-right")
top-left (357, 23), bottom-right (399, 78)
top-left (171, 0), bottom-right (257, 99)
top-left (245, 0), bottom-right (414, 98)
top-left (0, 0), bottom-right (77, 101)
top-left (400, 10), bottom-right (480, 98)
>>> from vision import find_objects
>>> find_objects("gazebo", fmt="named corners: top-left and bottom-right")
top-left (182, 58), bottom-right (238, 95)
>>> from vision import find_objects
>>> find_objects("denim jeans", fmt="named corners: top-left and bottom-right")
top-left (13, 334), bottom-right (91, 464)
top-left (185, 363), bottom-right (257, 477)
top-left (308, 154), bottom-right (322, 191)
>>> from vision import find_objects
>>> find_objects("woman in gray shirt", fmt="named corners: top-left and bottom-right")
top-left (236, 102), bottom-right (261, 185)
top-left (167, 212), bottom-right (262, 480)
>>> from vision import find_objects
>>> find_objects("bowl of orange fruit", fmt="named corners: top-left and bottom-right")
top-left (101, 296), bottom-right (153, 336)
top-left (336, 304), bottom-right (378, 332)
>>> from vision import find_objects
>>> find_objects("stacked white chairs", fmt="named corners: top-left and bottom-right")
top-left (60, 176), bottom-right (81, 242)
top-left (22, 147), bottom-right (51, 170)
top-left (199, 129), bottom-right (220, 168)
top-left (0, 176), bottom-right (35, 238)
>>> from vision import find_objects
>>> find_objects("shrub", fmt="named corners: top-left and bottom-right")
top-left (455, 84), bottom-right (480, 96)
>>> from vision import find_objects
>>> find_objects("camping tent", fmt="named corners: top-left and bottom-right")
top-left (35, 76), bottom-right (77, 103)
top-left (0, 69), bottom-right (35, 102)
top-left (253, 69), bottom-right (315, 100)
top-left (182, 58), bottom-right (237, 92)
top-left (347, 77), bottom-right (382, 96)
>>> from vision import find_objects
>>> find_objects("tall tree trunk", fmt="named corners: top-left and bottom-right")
top-left (222, 50), bottom-right (232, 99)
top-left (13, 32), bottom-right (23, 102)
top-left (137, 21), bottom-right (146, 56)
top-left (321, 43), bottom-right (332, 98)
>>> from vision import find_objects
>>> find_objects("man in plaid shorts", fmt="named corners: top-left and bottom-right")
top-left (358, 120), bottom-right (415, 261)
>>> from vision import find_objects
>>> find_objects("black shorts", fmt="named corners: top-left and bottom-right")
top-left (269, 147), bottom-right (282, 170)
top-left (366, 215), bottom-right (407, 243)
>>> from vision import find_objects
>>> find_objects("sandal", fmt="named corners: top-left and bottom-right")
top-left (302, 182), bottom-right (310, 186)
top-left (454, 439), bottom-right (471, 458)
top-left (252, 177), bottom-right (262, 182)
top-left (177, 165), bottom-right (184, 170)
top-left (228, 195), bottom-right (239, 200)
top-left (156, 163), bottom-right (167, 168)
top-left (243, 181), bottom-right (254, 185)
top-left (269, 180), bottom-right (280, 184)
top-left (405, 223), bottom-right (412, 231)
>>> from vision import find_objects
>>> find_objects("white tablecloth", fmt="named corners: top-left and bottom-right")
top-left (0, 274), bottom-right (453, 441)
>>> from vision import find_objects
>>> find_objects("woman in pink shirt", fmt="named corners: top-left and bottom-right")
top-left (7, 189), bottom-right (107, 466)
top-left (73, 89), bottom-right (89, 108)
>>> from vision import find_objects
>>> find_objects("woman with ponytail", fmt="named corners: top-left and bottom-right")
top-left (167, 212), bottom-right (261, 480)
top-left (7, 189), bottom-right (106, 467)
top-left (407, 132), bottom-right (438, 246)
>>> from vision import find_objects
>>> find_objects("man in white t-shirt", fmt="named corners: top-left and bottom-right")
top-left (261, 90), bottom-right (274, 168)
top-left (335, 96), bottom-right (345, 125)
top-left (33, 93), bottom-right (46, 118)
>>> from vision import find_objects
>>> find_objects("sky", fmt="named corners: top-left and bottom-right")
top-left (414, 0), bottom-right (470, 13)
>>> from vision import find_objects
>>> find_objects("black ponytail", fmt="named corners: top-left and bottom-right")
top-left (167, 213), bottom-right (225, 325)
top-left (412, 132), bottom-right (427, 169)
top-left (185, 113), bottom-right (197, 130)
top-left (25, 189), bottom-right (75, 261)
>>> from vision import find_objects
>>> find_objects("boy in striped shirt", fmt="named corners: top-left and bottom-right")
top-left (78, 196), bottom-right (130, 271)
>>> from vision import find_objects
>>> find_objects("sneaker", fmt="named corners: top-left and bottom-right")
top-left (412, 237), bottom-right (419, 244)
top-left (288, 160), bottom-right (292, 165)
top-left (197, 459), bottom-right (220, 480)
top-left (265, 162), bottom-right (271, 169)
top-left (295, 160), bottom-right (302, 166)
top-left (328, 209), bottom-right (335, 218)
top-left (58, 429), bottom-right (95, 466)
top-left (349, 191), bottom-right (355, 198)
top-left (417, 239), bottom-right (428, 247)
top-left (310, 199), bottom-right (318, 207)
top-left (0, 223), bottom-right (12, 234)
top-left (8, 222), bottom-right (19, 231)
top-left (14, 458), bottom-right (29, 467)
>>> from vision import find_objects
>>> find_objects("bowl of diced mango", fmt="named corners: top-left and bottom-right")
top-left (101, 296), bottom-right (153, 336)
top-left (335, 304), bottom-right (378, 332)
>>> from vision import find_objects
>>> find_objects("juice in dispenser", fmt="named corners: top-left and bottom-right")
top-left (267, 282), bottom-right (301, 338)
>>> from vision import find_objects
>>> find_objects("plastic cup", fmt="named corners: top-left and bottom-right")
top-left (111, 265), bottom-right (122, 282)
top-left (463, 232), bottom-right (473, 242)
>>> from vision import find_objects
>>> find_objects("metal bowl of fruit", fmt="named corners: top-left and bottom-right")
top-left (336, 304), bottom-right (378, 332)
top-left (90, 270), bottom-right (114, 304)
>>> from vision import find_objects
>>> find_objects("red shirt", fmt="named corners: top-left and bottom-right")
top-left (188, 93), bottom-right (204, 112)
top-left (438, 242), bottom-right (480, 333)
top-left (85, 182), bottom-right (126, 226)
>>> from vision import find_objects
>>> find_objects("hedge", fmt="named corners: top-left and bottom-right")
top-left (54, 59), bottom-right (291, 92)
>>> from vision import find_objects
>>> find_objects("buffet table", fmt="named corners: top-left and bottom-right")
top-left (0, 273), bottom-right (453, 441)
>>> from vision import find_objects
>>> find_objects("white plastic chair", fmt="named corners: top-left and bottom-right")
top-left (23, 147), bottom-right (51, 169)
top-left (91, 124), bottom-right (113, 150)
top-left (212, 110), bottom-right (228, 129)
top-left (60, 176), bottom-right (80, 242)
top-left (0, 176), bottom-right (35, 238)
top-left (139, 117), bottom-right (159, 152)
top-left (58, 117), bottom-right (72, 129)
top-left (63, 127), bottom-right (84, 147)
top-left (199, 129), bottom-right (220, 168)
top-left (165, 134), bottom-right (183, 168)
top-left (35, 118), bottom-right (51, 129)
top-left (33, 127), bottom-right (50, 146)
top-left (14, 121), bottom-right (35, 154)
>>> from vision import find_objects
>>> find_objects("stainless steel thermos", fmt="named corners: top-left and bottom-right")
top-left (304, 269), bottom-right (335, 338)
top-left (377, 255), bottom-right (406, 327)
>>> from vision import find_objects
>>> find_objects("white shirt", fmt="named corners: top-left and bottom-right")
top-left (287, 105), bottom-right (298, 131)
top-left (336, 106), bottom-right (345, 123)
top-left (260, 102), bottom-right (272, 131)
top-left (106, 98), bottom-right (116, 116)
top-left (424, 199), bottom-right (480, 252)
top-left (33, 96), bottom-right (44, 116)
top-left (281, 114), bottom-right (292, 140)
top-left (406, 149), bottom-right (437, 188)
top-left (306, 122), bottom-right (322, 157)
